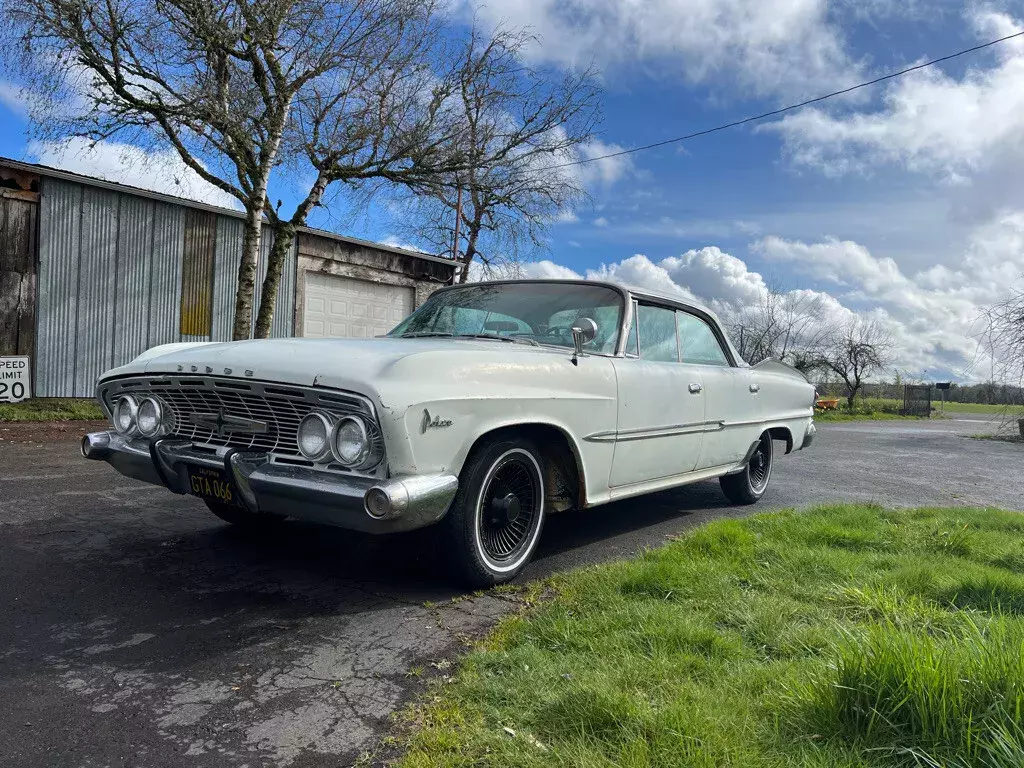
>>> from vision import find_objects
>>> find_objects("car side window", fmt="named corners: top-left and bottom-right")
top-left (677, 311), bottom-right (730, 366)
top-left (637, 304), bottom-right (679, 362)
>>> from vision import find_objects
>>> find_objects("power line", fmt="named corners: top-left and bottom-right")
top-left (549, 29), bottom-right (1024, 170)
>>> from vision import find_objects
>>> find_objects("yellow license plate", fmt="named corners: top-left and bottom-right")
top-left (186, 465), bottom-right (240, 507)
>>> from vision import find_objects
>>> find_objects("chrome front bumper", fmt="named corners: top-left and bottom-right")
top-left (82, 431), bottom-right (458, 533)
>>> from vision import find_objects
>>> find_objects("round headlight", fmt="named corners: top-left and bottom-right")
top-left (332, 416), bottom-right (370, 467)
top-left (297, 412), bottom-right (332, 460)
top-left (113, 395), bottom-right (139, 435)
top-left (136, 397), bottom-right (165, 437)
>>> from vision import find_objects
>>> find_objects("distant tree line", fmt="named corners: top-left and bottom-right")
top-left (809, 380), bottom-right (1024, 406)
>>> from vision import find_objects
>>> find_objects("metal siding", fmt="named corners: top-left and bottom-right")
top-left (148, 202), bottom-right (184, 347)
top-left (112, 195), bottom-right (154, 367)
top-left (180, 208), bottom-right (216, 338)
top-left (74, 186), bottom-right (120, 396)
top-left (36, 178), bottom-right (81, 397)
top-left (212, 215), bottom-right (243, 341)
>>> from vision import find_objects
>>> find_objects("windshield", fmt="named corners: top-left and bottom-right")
top-left (389, 282), bottom-right (624, 354)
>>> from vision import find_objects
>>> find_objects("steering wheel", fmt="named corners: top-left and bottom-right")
top-left (546, 327), bottom-right (574, 342)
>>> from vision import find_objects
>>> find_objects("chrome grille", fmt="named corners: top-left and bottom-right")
top-left (98, 376), bottom-right (383, 464)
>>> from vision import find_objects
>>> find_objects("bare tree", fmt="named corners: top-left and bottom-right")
top-left (814, 317), bottom-right (894, 408)
top-left (397, 24), bottom-right (601, 281)
top-left (6, 0), bottom-right (466, 339)
top-left (726, 284), bottom-right (834, 371)
top-left (980, 287), bottom-right (1024, 388)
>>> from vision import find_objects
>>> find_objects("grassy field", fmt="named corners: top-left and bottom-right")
top-left (399, 505), bottom-right (1024, 768)
top-left (0, 398), bottom-right (105, 422)
top-left (942, 401), bottom-right (1024, 414)
top-left (813, 396), bottom-right (1024, 421)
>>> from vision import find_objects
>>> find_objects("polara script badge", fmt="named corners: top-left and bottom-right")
top-left (420, 409), bottom-right (453, 433)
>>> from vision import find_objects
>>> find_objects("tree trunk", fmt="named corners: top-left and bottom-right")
top-left (253, 222), bottom-right (296, 339)
top-left (232, 205), bottom-right (264, 340)
top-left (252, 169), bottom-right (328, 339)
top-left (457, 221), bottom-right (482, 283)
top-left (846, 385), bottom-right (858, 409)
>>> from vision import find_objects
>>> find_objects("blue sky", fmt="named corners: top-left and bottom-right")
top-left (3, 0), bottom-right (1024, 381)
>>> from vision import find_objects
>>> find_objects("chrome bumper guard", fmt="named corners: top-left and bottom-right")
top-left (82, 431), bottom-right (458, 534)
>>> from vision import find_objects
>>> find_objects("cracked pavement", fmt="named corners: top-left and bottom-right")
top-left (1, 413), bottom-right (1022, 766)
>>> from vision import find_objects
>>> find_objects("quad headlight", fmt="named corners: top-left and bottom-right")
top-left (333, 415), bottom-right (370, 467)
top-left (297, 412), bottom-right (333, 461)
top-left (137, 396), bottom-right (171, 438)
top-left (113, 395), bottom-right (139, 435)
top-left (297, 411), bottom-right (380, 469)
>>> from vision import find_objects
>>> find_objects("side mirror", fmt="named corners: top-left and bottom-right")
top-left (570, 317), bottom-right (598, 365)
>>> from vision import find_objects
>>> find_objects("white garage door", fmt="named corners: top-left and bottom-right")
top-left (303, 273), bottom-right (415, 338)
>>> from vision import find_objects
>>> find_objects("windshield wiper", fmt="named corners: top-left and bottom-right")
top-left (398, 332), bottom-right (455, 338)
top-left (457, 333), bottom-right (539, 346)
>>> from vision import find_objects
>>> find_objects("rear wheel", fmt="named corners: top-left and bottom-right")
top-left (441, 437), bottom-right (546, 588)
top-left (204, 500), bottom-right (287, 528)
top-left (720, 431), bottom-right (773, 504)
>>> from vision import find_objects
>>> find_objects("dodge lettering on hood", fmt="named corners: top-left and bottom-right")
top-left (83, 279), bottom-right (815, 587)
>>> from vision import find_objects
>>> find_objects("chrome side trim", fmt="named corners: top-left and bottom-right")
top-left (719, 417), bottom-right (765, 429)
top-left (584, 420), bottom-right (724, 443)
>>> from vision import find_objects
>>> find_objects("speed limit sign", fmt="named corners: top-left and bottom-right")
top-left (0, 356), bottom-right (31, 403)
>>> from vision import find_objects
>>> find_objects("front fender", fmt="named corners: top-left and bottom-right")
top-left (373, 355), bottom-right (619, 504)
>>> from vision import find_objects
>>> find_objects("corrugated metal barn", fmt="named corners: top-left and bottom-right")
top-left (0, 158), bottom-right (456, 397)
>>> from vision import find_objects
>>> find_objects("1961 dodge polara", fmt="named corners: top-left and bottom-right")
top-left (83, 279), bottom-right (815, 586)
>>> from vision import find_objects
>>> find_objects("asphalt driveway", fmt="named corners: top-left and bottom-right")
top-left (1, 414), bottom-right (1021, 767)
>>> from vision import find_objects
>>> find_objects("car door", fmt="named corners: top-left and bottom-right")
top-left (608, 302), bottom-right (704, 487)
top-left (676, 310), bottom-right (761, 469)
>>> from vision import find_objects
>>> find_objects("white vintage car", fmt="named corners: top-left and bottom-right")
top-left (83, 279), bottom-right (815, 586)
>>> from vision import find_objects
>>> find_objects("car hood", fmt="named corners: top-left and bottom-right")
top-left (122, 336), bottom-right (569, 393)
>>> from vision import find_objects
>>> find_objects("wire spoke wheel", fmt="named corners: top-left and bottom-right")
top-left (476, 450), bottom-right (542, 566)
top-left (748, 433), bottom-right (773, 494)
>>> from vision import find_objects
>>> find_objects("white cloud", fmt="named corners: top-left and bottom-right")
top-left (475, 217), bottom-right (1024, 379)
top-left (459, 0), bottom-right (860, 101)
top-left (380, 235), bottom-right (429, 253)
top-left (571, 140), bottom-right (633, 188)
top-left (28, 137), bottom-right (240, 209)
top-left (765, 9), bottom-right (1024, 181)
top-left (593, 216), bottom-right (609, 227)
top-left (0, 81), bottom-right (29, 118)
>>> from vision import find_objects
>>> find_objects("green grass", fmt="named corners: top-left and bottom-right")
top-left (399, 505), bottom-right (1024, 768)
top-left (814, 410), bottom-right (917, 422)
top-left (0, 398), bottom-right (105, 422)
top-left (942, 402), bottom-right (1024, 415)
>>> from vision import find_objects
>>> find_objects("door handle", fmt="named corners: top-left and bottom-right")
top-left (688, 383), bottom-right (703, 394)
top-left (749, 383), bottom-right (760, 393)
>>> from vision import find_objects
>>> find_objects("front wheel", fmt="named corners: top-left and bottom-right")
top-left (441, 438), bottom-right (547, 588)
top-left (720, 431), bottom-right (774, 504)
